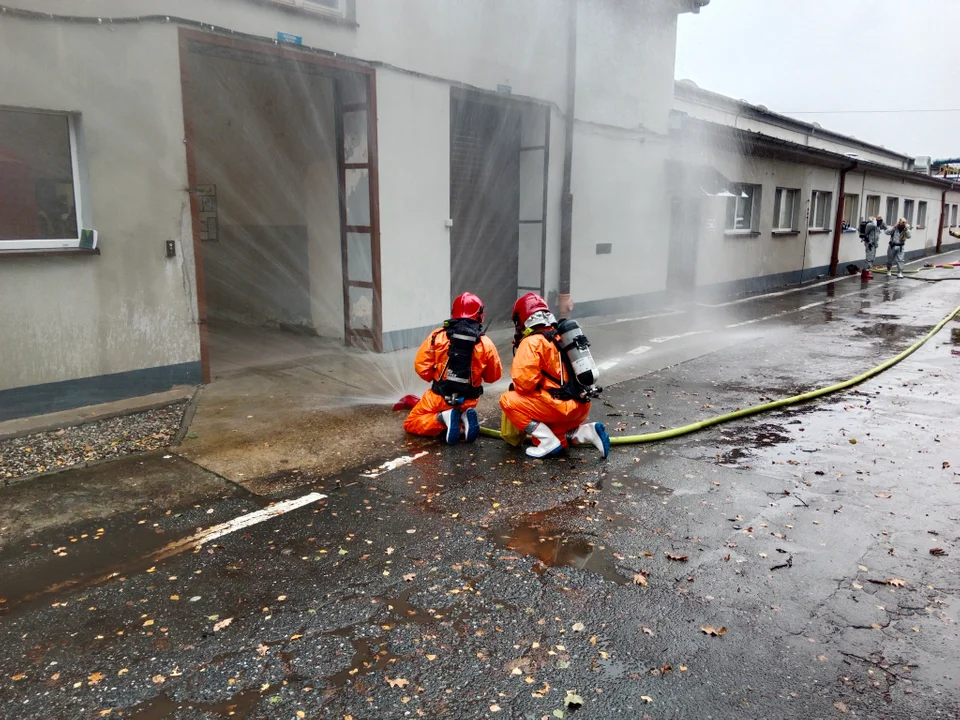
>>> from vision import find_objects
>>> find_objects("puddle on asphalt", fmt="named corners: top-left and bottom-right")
top-left (855, 323), bottom-right (925, 341)
top-left (127, 688), bottom-right (270, 719)
top-left (490, 502), bottom-right (631, 585)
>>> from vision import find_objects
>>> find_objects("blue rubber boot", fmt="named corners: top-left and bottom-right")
top-left (462, 408), bottom-right (480, 443)
top-left (438, 409), bottom-right (461, 445)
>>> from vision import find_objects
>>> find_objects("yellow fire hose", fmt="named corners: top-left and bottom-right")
top-left (479, 305), bottom-right (960, 446)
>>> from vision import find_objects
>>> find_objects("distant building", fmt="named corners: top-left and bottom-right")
top-left (668, 80), bottom-right (960, 295)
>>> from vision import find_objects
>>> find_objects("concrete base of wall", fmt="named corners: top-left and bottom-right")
top-left (382, 324), bottom-right (438, 353)
top-left (0, 362), bottom-right (202, 422)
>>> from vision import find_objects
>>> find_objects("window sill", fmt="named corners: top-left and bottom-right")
top-left (808, 229), bottom-right (832, 234)
top-left (723, 230), bottom-right (760, 237)
top-left (917, 226), bottom-right (926, 230)
top-left (0, 247), bottom-right (100, 259)
top-left (772, 230), bottom-right (800, 236)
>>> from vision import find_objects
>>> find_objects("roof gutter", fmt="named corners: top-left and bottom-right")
top-left (829, 161), bottom-right (858, 276)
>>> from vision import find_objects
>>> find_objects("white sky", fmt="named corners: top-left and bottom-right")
top-left (675, 0), bottom-right (960, 160)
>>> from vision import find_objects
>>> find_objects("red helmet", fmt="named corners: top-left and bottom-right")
top-left (512, 292), bottom-right (550, 329)
top-left (451, 292), bottom-right (484, 321)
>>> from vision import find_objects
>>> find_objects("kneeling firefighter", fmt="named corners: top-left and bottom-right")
top-left (499, 293), bottom-right (610, 459)
top-left (404, 292), bottom-right (503, 444)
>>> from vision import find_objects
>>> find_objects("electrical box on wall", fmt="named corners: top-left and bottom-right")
top-left (165, 240), bottom-right (176, 258)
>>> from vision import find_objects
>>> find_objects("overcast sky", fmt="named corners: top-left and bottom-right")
top-left (675, 0), bottom-right (960, 160)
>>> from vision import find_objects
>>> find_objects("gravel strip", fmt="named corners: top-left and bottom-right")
top-left (0, 402), bottom-right (187, 482)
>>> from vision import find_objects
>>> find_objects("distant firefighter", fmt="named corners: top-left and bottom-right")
top-left (885, 218), bottom-right (912, 279)
top-left (858, 216), bottom-right (879, 279)
top-left (499, 293), bottom-right (609, 459)
top-left (403, 292), bottom-right (502, 444)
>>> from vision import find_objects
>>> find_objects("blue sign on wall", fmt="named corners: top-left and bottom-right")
top-left (277, 31), bottom-right (303, 45)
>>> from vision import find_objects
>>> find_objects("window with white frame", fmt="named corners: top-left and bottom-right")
top-left (886, 197), bottom-right (899, 224)
top-left (903, 199), bottom-right (915, 226)
top-left (773, 187), bottom-right (800, 231)
top-left (842, 193), bottom-right (860, 228)
top-left (865, 194), bottom-right (881, 219)
top-left (269, 0), bottom-right (346, 17)
top-left (724, 183), bottom-right (761, 232)
top-left (917, 201), bottom-right (927, 227)
top-left (810, 190), bottom-right (833, 229)
top-left (953, 204), bottom-right (958, 226)
top-left (0, 108), bottom-right (84, 249)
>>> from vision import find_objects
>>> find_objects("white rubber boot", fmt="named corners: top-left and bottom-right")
top-left (568, 422), bottom-right (611, 459)
top-left (525, 423), bottom-right (562, 458)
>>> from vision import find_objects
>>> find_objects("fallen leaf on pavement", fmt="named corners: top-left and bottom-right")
top-left (834, 701), bottom-right (848, 713)
top-left (277, 595), bottom-right (287, 601)
top-left (943, 461), bottom-right (950, 469)
top-left (213, 617), bottom-right (233, 632)
top-left (930, 548), bottom-right (948, 556)
top-left (875, 492), bottom-right (892, 499)
top-left (426, 654), bottom-right (437, 661)
top-left (563, 691), bottom-right (584, 709)
top-left (641, 627), bottom-right (654, 636)
top-left (297, 712), bottom-right (306, 719)
top-left (142, 620), bottom-right (154, 627)
top-left (257, 644), bottom-right (268, 657)
top-left (117, 669), bottom-right (128, 676)
top-left (87, 672), bottom-right (104, 685)
top-left (571, 622), bottom-right (585, 632)
top-left (887, 578), bottom-right (905, 587)
top-left (490, 704), bottom-right (501, 712)
top-left (665, 552), bottom-right (689, 562)
top-left (386, 677), bottom-right (409, 688)
top-left (700, 625), bottom-right (727, 637)
top-left (11, 673), bottom-right (25, 681)
top-left (99, 711), bottom-right (113, 717)
top-left (152, 675), bottom-right (165, 684)
top-left (641, 695), bottom-right (653, 703)
top-left (632, 573), bottom-right (648, 587)
top-left (857, 565), bottom-right (869, 572)
top-left (403, 573), bottom-right (416, 582)
top-left (679, 665), bottom-right (688, 671)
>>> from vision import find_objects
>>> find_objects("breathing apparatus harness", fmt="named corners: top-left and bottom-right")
top-left (516, 318), bottom-right (602, 404)
top-left (431, 318), bottom-right (484, 406)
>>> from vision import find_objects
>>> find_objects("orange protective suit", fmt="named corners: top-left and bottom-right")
top-left (403, 328), bottom-right (502, 436)
top-left (499, 332), bottom-right (590, 446)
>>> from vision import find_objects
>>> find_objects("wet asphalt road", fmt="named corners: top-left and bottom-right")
top-left (1, 271), bottom-right (960, 719)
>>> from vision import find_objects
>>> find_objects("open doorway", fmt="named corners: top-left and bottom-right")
top-left (180, 31), bottom-right (381, 381)
top-left (450, 89), bottom-right (548, 326)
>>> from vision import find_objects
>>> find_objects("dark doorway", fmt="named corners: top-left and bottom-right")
top-left (667, 196), bottom-right (701, 294)
top-left (450, 91), bottom-right (521, 325)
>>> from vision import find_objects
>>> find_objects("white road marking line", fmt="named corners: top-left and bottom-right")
top-left (590, 309), bottom-right (686, 327)
top-left (361, 451), bottom-right (430, 478)
top-left (597, 360), bottom-right (620, 371)
top-left (724, 291), bottom-right (861, 328)
top-left (627, 346), bottom-right (652, 355)
top-left (698, 275), bottom-right (849, 308)
top-left (649, 330), bottom-right (711, 344)
top-left (199, 493), bottom-right (328, 544)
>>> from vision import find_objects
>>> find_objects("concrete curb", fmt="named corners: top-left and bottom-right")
top-left (0, 386), bottom-right (197, 443)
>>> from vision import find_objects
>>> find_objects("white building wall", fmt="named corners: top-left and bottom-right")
top-left (375, 70), bottom-right (451, 336)
top-left (570, 1), bottom-right (680, 310)
top-left (0, 18), bottom-right (200, 393)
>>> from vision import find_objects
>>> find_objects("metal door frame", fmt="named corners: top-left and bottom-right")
top-left (179, 28), bottom-right (383, 383)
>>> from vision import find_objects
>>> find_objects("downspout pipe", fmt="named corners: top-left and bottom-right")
top-left (829, 162), bottom-right (858, 276)
top-left (558, 0), bottom-right (577, 317)
top-left (936, 183), bottom-right (954, 253)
